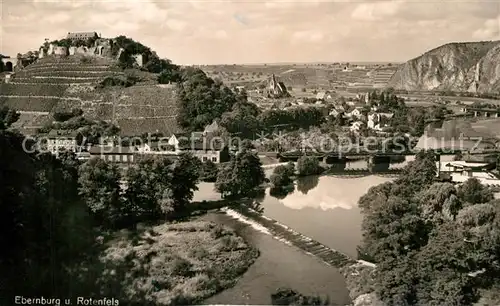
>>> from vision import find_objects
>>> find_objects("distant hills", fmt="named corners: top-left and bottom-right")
top-left (388, 41), bottom-right (500, 93)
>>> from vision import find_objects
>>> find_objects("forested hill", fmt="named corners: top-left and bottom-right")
top-left (388, 41), bottom-right (500, 93)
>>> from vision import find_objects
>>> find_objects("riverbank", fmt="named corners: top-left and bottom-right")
top-left (191, 174), bottom-right (396, 305)
top-left (201, 211), bottom-right (352, 305)
top-left (98, 219), bottom-right (259, 305)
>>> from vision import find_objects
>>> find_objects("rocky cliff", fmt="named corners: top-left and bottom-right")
top-left (388, 41), bottom-right (500, 93)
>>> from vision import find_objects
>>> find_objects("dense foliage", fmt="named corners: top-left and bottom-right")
top-left (270, 163), bottom-right (295, 188)
top-left (258, 107), bottom-right (325, 133)
top-left (199, 160), bottom-right (219, 182)
top-left (296, 155), bottom-right (323, 177)
top-left (177, 68), bottom-right (240, 131)
top-left (50, 35), bottom-right (98, 49)
top-left (80, 153), bottom-right (202, 228)
top-left (0, 108), bottom-right (207, 302)
top-left (358, 150), bottom-right (500, 305)
top-left (39, 116), bottom-right (120, 144)
top-left (215, 148), bottom-right (265, 198)
top-left (0, 105), bottom-right (20, 129)
top-left (97, 74), bottom-right (138, 88)
top-left (53, 108), bottom-right (83, 122)
top-left (0, 116), bottom-right (97, 300)
top-left (156, 59), bottom-right (182, 83)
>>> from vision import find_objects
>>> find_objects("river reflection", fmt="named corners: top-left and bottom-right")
top-left (194, 174), bottom-right (394, 258)
top-left (194, 171), bottom-right (394, 305)
top-left (296, 175), bottom-right (319, 195)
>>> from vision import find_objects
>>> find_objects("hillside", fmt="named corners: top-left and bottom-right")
top-left (203, 64), bottom-right (395, 92)
top-left (388, 41), bottom-right (500, 93)
top-left (0, 55), bottom-right (180, 136)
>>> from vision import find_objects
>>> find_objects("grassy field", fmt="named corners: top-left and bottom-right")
top-left (98, 219), bottom-right (259, 305)
top-left (202, 64), bottom-right (397, 92)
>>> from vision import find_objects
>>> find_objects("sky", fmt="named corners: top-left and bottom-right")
top-left (1, 0), bottom-right (500, 65)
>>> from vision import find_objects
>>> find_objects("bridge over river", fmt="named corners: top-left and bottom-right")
top-left (277, 148), bottom-right (500, 161)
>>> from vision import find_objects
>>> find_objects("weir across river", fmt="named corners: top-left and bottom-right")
top-left (221, 206), bottom-right (358, 269)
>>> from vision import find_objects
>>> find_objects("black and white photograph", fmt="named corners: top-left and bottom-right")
top-left (2, 0), bottom-right (500, 305)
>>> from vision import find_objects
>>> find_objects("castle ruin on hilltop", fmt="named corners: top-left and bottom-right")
top-left (37, 31), bottom-right (144, 67)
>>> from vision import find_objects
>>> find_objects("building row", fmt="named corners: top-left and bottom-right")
top-left (42, 121), bottom-right (231, 164)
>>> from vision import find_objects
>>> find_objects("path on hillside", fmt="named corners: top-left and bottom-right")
top-left (18, 111), bottom-right (50, 115)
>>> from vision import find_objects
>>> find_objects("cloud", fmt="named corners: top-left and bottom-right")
top-left (233, 14), bottom-right (249, 26)
top-left (473, 16), bottom-right (500, 40)
top-left (351, 1), bottom-right (401, 21)
top-left (1, 0), bottom-right (500, 65)
top-left (214, 30), bottom-right (228, 40)
top-left (165, 19), bottom-right (187, 31)
top-left (292, 30), bottom-right (324, 43)
top-left (264, 0), bottom-right (321, 9)
top-left (43, 12), bottom-right (71, 24)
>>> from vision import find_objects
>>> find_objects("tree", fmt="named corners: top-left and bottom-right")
top-left (177, 67), bottom-right (239, 131)
top-left (396, 150), bottom-right (437, 196)
top-left (123, 157), bottom-right (173, 223)
top-left (358, 146), bottom-right (500, 306)
top-left (416, 182), bottom-right (462, 222)
top-left (170, 153), bottom-right (201, 214)
top-left (215, 149), bottom-right (265, 198)
top-left (78, 158), bottom-right (122, 227)
top-left (457, 178), bottom-right (494, 205)
top-left (220, 102), bottom-right (261, 139)
top-left (0, 130), bottom-right (96, 299)
top-left (124, 153), bottom-right (200, 221)
top-left (270, 163), bottom-right (295, 188)
top-left (0, 106), bottom-right (20, 129)
top-left (158, 68), bottom-right (181, 84)
top-left (296, 155), bottom-right (322, 177)
top-left (200, 160), bottom-right (218, 182)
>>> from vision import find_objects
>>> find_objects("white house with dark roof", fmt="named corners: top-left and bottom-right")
top-left (367, 112), bottom-right (394, 131)
top-left (350, 121), bottom-right (365, 132)
top-left (347, 107), bottom-right (364, 119)
top-left (45, 130), bottom-right (79, 155)
top-left (316, 91), bottom-right (333, 101)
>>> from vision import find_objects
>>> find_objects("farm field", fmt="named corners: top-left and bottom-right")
top-left (202, 64), bottom-right (398, 92)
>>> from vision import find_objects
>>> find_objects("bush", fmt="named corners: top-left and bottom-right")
top-left (170, 257), bottom-right (192, 276)
top-left (80, 57), bottom-right (93, 64)
top-left (210, 225), bottom-right (225, 239)
top-left (200, 161), bottom-right (218, 182)
top-left (189, 248), bottom-right (209, 259)
top-left (218, 236), bottom-right (240, 251)
top-left (297, 156), bottom-right (322, 177)
top-left (270, 163), bottom-right (295, 188)
top-left (53, 108), bottom-right (83, 122)
top-left (98, 75), bottom-right (136, 88)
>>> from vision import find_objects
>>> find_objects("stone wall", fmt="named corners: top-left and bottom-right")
top-left (133, 54), bottom-right (143, 67)
top-left (53, 46), bottom-right (68, 56)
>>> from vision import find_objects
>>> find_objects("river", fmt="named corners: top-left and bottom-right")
top-left (195, 155), bottom-right (455, 305)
